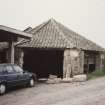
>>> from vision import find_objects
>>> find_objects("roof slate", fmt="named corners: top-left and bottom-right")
top-left (20, 19), bottom-right (104, 51)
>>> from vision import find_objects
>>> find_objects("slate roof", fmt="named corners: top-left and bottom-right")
top-left (20, 19), bottom-right (104, 51)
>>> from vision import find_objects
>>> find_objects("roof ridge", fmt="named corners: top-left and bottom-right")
top-left (29, 19), bottom-right (51, 34)
top-left (51, 19), bottom-right (75, 48)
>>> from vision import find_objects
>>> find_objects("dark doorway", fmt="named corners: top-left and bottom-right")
top-left (23, 49), bottom-right (64, 78)
top-left (84, 51), bottom-right (97, 73)
top-left (89, 64), bottom-right (96, 73)
top-left (84, 64), bottom-right (96, 73)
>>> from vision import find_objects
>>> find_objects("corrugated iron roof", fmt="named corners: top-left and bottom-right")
top-left (0, 25), bottom-right (32, 39)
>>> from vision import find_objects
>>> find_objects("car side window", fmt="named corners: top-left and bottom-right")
top-left (13, 65), bottom-right (23, 73)
top-left (0, 65), bottom-right (5, 74)
top-left (6, 65), bottom-right (14, 74)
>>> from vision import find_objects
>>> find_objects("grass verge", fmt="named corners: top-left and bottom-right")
top-left (87, 70), bottom-right (105, 80)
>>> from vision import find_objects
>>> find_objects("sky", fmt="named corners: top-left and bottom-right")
top-left (0, 0), bottom-right (105, 48)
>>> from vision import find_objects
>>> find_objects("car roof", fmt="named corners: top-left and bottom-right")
top-left (0, 63), bottom-right (18, 66)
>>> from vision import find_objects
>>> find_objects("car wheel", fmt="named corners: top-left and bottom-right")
top-left (0, 84), bottom-right (6, 95)
top-left (29, 78), bottom-right (35, 87)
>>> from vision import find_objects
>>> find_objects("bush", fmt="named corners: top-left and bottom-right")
top-left (87, 70), bottom-right (105, 80)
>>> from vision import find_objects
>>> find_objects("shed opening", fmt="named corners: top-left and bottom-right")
top-left (23, 49), bottom-right (64, 79)
top-left (0, 50), bottom-right (7, 63)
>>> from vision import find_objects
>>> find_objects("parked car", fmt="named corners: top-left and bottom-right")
top-left (0, 64), bottom-right (36, 95)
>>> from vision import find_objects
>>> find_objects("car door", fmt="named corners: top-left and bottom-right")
top-left (13, 65), bottom-right (30, 85)
top-left (4, 65), bottom-right (18, 87)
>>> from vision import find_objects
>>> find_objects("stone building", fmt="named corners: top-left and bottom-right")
top-left (17, 19), bottom-right (105, 78)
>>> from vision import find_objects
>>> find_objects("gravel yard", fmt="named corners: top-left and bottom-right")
top-left (0, 77), bottom-right (105, 105)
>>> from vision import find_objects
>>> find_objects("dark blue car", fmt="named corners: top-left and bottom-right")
top-left (0, 64), bottom-right (36, 95)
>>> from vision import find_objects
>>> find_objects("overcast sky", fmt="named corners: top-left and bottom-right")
top-left (0, 0), bottom-right (105, 47)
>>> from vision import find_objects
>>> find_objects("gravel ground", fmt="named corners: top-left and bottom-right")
top-left (0, 77), bottom-right (105, 105)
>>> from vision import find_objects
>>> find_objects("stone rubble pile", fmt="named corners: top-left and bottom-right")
top-left (46, 75), bottom-right (62, 84)
top-left (46, 74), bottom-right (87, 84)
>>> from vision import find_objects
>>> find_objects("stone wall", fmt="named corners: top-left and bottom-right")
top-left (63, 49), bottom-right (84, 78)
top-left (96, 52), bottom-right (105, 71)
top-left (79, 51), bottom-right (84, 74)
top-left (15, 48), bottom-right (24, 67)
top-left (84, 51), bottom-right (105, 72)
top-left (63, 49), bottom-right (71, 78)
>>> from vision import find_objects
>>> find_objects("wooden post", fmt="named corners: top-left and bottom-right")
top-left (10, 41), bottom-right (15, 64)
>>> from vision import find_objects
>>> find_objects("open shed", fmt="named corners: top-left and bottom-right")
top-left (23, 49), bottom-right (64, 78)
top-left (18, 19), bottom-right (105, 78)
top-left (0, 25), bottom-right (32, 64)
